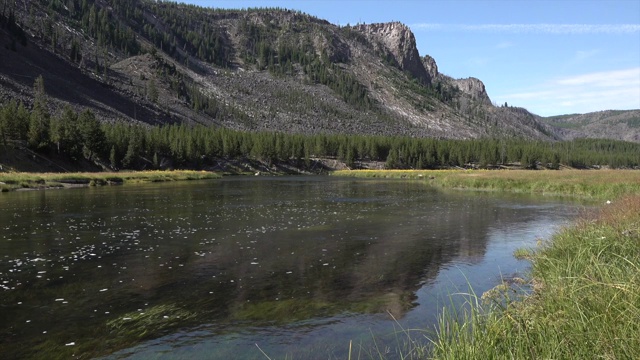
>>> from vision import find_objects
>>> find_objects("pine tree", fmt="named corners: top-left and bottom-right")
top-left (27, 102), bottom-right (50, 150)
top-left (78, 109), bottom-right (106, 160)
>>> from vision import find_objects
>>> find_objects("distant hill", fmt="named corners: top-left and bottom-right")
top-left (540, 110), bottom-right (640, 142)
top-left (0, 0), bottom-right (635, 143)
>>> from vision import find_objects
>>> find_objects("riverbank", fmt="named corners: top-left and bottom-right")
top-left (0, 170), bottom-right (221, 192)
top-left (331, 169), bottom-right (640, 199)
top-left (429, 194), bottom-right (640, 359)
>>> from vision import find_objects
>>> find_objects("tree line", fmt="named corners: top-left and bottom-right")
top-left (2, 99), bottom-right (639, 171)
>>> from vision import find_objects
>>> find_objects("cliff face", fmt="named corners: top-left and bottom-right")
top-left (353, 22), bottom-right (431, 85)
top-left (422, 55), bottom-right (491, 105)
top-left (451, 77), bottom-right (492, 105)
top-left (421, 55), bottom-right (438, 81)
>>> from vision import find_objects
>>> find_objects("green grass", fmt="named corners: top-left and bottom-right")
top-left (0, 170), bottom-right (221, 191)
top-left (331, 169), bottom-right (640, 199)
top-left (429, 195), bottom-right (640, 359)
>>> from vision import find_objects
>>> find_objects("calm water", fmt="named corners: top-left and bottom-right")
top-left (0, 177), bottom-right (584, 359)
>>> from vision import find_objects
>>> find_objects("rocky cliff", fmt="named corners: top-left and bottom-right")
top-left (450, 77), bottom-right (492, 105)
top-left (353, 22), bottom-right (431, 85)
top-left (422, 55), bottom-right (439, 81)
top-left (422, 55), bottom-right (491, 105)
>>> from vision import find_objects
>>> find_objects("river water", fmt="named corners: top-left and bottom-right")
top-left (0, 177), bottom-right (585, 359)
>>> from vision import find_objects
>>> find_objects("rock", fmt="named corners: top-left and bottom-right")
top-left (354, 22), bottom-right (431, 85)
top-left (422, 55), bottom-right (439, 80)
top-left (451, 77), bottom-right (492, 105)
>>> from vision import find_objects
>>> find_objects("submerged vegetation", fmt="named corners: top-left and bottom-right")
top-left (430, 195), bottom-right (640, 359)
top-left (332, 169), bottom-right (640, 199)
top-left (107, 304), bottom-right (197, 340)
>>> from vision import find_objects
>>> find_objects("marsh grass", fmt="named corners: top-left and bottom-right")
top-left (332, 169), bottom-right (640, 199)
top-left (429, 195), bottom-right (640, 359)
top-left (512, 248), bottom-right (533, 260)
top-left (0, 170), bottom-right (221, 191)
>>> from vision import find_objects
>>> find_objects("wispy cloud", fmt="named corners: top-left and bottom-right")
top-left (496, 68), bottom-right (640, 116)
top-left (495, 41), bottom-right (514, 49)
top-left (412, 23), bottom-right (640, 34)
top-left (555, 68), bottom-right (639, 87)
top-left (573, 50), bottom-right (600, 62)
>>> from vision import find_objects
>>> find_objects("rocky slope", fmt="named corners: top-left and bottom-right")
top-left (0, 0), bottom-right (631, 142)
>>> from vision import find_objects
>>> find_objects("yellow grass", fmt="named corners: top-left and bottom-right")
top-left (0, 170), bottom-right (221, 191)
top-left (332, 169), bottom-right (640, 199)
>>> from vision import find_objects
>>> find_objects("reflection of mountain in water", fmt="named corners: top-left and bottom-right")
top-left (172, 179), bottom-right (556, 323)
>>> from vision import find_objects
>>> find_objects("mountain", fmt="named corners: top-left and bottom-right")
top-left (0, 0), bottom-right (632, 143)
top-left (540, 110), bottom-right (640, 143)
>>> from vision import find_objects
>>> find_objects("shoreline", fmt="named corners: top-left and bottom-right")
top-left (3, 168), bottom-right (640, 199)
top-left (331, 169), bottom-right (640, 199)
top-left (0, 170), bottom-right (222, 192)
top-left (429, 194), bottom-right (640, 359)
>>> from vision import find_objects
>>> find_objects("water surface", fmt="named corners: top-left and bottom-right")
top-left (0, 177), bottom-right (584, 359)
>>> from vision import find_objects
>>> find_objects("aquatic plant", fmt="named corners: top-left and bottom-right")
top-left (106, 304), bottom-right (197, 339)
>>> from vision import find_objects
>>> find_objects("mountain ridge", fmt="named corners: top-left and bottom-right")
top-left (0, 0), bottom-right (637, 143)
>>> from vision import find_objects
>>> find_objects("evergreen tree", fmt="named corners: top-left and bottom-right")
top-left (78, 109), bottom-right (106, 160)
top-left (50, 105), bottom-right (83, 158)
top-left (27, 102), bottom-right (50, 150)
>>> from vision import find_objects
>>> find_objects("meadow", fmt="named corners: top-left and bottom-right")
top-left (331, 169), bottom-right (640, 199)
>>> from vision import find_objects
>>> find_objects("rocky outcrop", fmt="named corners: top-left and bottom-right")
top-left (423, 55), bottom-right (491, 105)
top-left (314, 32), bottom-right (351, 63)
top-left (421, 55), bottom-right (439, 80)
top-left (451, 77), bottom-right (491, 105)
top-left (353, 22), bottom-right (431, 84)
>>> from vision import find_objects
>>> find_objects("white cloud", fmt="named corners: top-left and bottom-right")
top-left (496, 68), bottom-right (640, 116)
top-left (412, 23), bottom-right (640, 34)
top-left (555, 68), bottom-right (639, 87)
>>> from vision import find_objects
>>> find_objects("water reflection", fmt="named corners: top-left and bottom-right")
top-left (0, 177), bottom-right (582, 359)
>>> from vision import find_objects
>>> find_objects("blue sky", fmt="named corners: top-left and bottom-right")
top-left (182, 0), bottom-right (640, 116)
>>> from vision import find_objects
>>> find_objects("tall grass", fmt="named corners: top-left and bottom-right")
top-left (430, 195), bottom-right (640, 359)
top-left (0, 170), bottom-right (221, 191)
top-left (332, 169), bottom-right (640, 199)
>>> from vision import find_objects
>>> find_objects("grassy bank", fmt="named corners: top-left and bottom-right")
top-left (331, 169), bottom-right (640, 199)
top-left (430, 195), bottom-right (640, 359)
top-left (0, 170), bottom-right (221, 192)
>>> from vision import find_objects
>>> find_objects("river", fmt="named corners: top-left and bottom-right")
top-left (0, 177), bottom-right (585, 359)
